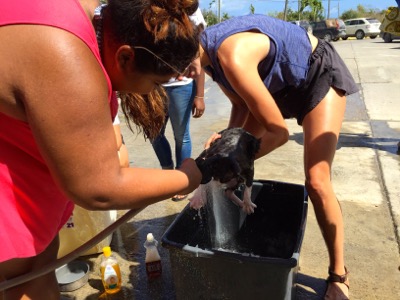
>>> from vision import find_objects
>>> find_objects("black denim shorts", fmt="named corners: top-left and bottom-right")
top-left (273, 39), bottom-right (359, 125)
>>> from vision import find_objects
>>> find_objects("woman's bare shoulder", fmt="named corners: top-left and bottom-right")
top-left (218, 32), bottom-right (270, 72)
top-left (0, 24), bottom-right (107, 120)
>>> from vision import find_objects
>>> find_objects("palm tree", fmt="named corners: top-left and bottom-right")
top-left (300, 0), bottom-right (323, 21)
top-left (250, 4), bottom-right (255, 14)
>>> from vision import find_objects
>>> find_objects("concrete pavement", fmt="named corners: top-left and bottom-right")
top-left (62, 38), bottom-right (400, 300)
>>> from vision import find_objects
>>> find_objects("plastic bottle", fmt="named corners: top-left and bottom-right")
top-left (100, 246), bottom-right (122, 294)
top-left (144, 233), bottom-right (162, 279)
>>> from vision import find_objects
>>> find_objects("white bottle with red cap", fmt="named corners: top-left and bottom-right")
top-left (144, 233), bottom-right (162, 279)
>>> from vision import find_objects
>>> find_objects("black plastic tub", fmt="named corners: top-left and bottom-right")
top-left (161, 180), bottom-right (308, 300)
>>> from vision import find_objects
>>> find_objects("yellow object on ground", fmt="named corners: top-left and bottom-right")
top-left (380, 6), bottom-right (400, 35)
top-left (58, 206), bottom-right (117, 258)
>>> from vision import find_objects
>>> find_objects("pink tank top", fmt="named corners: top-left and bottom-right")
top-left (0, 0), bottom-right (118, 261)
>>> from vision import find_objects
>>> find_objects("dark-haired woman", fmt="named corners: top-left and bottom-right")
top-left (0, 0), bottom-right (201, 298)
top-left (197, 15), bottom-right (358, 300)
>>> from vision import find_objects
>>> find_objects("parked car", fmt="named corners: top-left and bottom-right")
top-left (289, 20), bottom-right (313, 34)
top-left (310, 19), bottom-right (346, 42)
top-left (343, 18), bottom-right (381, 40)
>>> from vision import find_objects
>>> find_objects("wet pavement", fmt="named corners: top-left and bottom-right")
top-left (61, 38), bottom-right (400, 300)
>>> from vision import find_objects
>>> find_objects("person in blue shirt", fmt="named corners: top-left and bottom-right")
top-left (196, 15), bottom-right (358, 300)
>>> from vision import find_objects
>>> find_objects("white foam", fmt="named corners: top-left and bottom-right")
top-left (205, 181), bottom-right (243, 248)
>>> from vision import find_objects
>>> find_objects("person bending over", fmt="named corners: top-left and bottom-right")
top-left (196, 15), bottom-right (358, 300)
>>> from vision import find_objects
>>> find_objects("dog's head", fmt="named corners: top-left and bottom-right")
top-left (195, 128), bottom-right (261, 185)
top-left (195, 154), bottom-right (241, 185)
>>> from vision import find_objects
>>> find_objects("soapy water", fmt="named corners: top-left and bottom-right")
top-left (204, 181), bottom-right (245, 249)
top-left (190, 180), bottom-right (297, 259)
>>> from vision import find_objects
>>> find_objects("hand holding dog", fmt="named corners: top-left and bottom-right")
top-left (178, 158), bottom-right (203, 194)
top-left (204, 132), bottom-right (222, 149)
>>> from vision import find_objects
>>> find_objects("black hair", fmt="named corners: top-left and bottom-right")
top-left (105, 0), bottom-right (200, 75)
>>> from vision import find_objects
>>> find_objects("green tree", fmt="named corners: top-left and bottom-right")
top-left (203, 9), bottom-right (218, 25)
top-left (250, 4), bottom-right (255, 14)
top-left (340, 5), bottom-right (386, 21)
top-left (221, 12), bottom-right (230, 22)
top-left (356, 4), bottom-right (366, 16)
top-left (303, 0), bottom-right (324, 21)
top-left (340, 9), bottom-right (359, 20)
top-left (281, 8), bottom-right (301, 21)
top-left (279, 0), bottom-right (323, 21)
top-left (272, 0), bottom-right (323, 21)
top-left (202, 0), bottom-right (231, 26)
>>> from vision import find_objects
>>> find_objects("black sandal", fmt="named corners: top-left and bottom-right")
top-left (172, 194), bottom-right (188, 202)
top-left (325, 267), bottom-right (350, 299)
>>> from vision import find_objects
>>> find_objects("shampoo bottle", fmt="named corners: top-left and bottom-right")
top-left (144, 233), bottom-right (162, 279)
top-left (100, 246), bottom-right (122, 294)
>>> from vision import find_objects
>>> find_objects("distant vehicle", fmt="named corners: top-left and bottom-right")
top-left (343, 18), bottom-right (381, 40)
top-left (380, 31), bottom-right (400, 42)
top-left (289, 20), bottom-right (313, 34)
top-left (380, 2), bottom-right (400, 42)
top-left (310, 19), bottom-right (346, 42)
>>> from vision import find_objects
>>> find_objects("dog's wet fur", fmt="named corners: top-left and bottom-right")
top-left (191, 128), bottom-right (261, 214)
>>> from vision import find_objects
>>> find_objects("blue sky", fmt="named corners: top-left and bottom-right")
top-left (199, 0), bottom-right (397, 18)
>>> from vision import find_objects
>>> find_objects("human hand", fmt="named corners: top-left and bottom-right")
top-left (178, 158), bottom-right (202, 193)
top-left (174, 56), bottom-right (201, 81)
top-left (204, 132), bottom-right (221, 149)
top-left (185, 56), bottom-right (202, 79)
top-left (192, 96), bottom-right (205, 118)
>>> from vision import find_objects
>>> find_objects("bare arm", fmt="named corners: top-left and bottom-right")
top-left (192, 68), bottom-right (206, 118)
top-left (113, 122), bottom-right (130, 168)
top-left (16, 26), bottom-right (201, 210)
top-left (217, 84), bottom-right (249, 128)
top-left (217, 32), bottom-right (289, 158)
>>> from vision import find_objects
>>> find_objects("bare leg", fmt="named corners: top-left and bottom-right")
top-left (302, 88), bottom-right (349, 299)
top-left (0, 236), bottom-right (60, 300)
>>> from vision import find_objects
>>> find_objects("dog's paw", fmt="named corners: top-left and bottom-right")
top-left (242, 201), bottom-right (257, 214)
top-left (189, 186), bottom-right (207, 210)
top-left (189, 197), bottom-right (205, 210)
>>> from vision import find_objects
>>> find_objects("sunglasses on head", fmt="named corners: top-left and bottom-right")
top-left (133, 46), bottom-right (196, 79)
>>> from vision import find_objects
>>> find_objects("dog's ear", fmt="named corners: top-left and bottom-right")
top-left (195, 155), bottom-right (212, 184)
top-left (196, 154), bottom-right (224, 184)
top-left (251, 138), bottom-right (261, 156)
top-left (196, 149), bottom-right (208, 161)
top-left (244, 134), bottom-right (261, 158)
top-left (227, 154), bottom-right (241, 174)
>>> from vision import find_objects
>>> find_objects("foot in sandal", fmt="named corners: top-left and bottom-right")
top-left (171, 194), bottom-right (188, 202)
top-left (324, 267), bottom-right (350, 300)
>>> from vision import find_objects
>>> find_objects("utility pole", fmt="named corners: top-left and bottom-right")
top-left (218, 0), bottom-right (221, 23)
top-left (327, 0), bottom-right (331, 19)
top-left (283, 0), bottom-right (289, 21)
top-left (298, 0), bottom-right (300, 21)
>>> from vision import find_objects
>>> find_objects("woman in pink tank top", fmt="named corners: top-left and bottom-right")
top-left (0, 0), bottom-right (202, 298)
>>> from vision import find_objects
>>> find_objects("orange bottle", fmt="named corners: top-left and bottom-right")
top-left (100, 246), bottom-right (122, 294)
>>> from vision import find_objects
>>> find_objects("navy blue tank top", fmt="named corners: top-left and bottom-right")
top-left (201, 14), bottom-right (312, 95)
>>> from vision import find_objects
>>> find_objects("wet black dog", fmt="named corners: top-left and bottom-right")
top-left (190, 128), bottom-right (260, 214)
